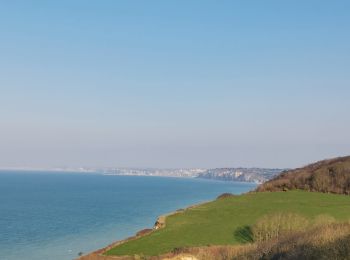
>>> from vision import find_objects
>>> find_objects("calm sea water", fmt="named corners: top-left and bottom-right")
top-left (0, 171), bottom-right (256, 260)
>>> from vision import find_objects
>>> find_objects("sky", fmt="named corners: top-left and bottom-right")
top-left (0, 1), bottom-right (349, 169)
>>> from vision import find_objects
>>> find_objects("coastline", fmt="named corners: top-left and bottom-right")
top-left (77, 200), bottom-right (214, 260)
top-left (76, 180), bottom-right (257, 260)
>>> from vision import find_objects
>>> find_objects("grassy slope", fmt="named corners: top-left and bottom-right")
top-left (106, 190), bottom-right (350, 256)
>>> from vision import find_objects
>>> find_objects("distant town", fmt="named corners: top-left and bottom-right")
top-left (1, 166), bottom-right (284, 184)
top-left (0, 166), bottom-right (285, 184)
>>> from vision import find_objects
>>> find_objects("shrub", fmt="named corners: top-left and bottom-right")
top-left (242, 222), bottom-right (350, 260)
top-left (136, 229), bottom-right (153, 236)
top-left (216, 193), bottom-right (235, 200)
top-left (251, 212), bottom-right (309, 242)
top-left (171, 247), bottom-right (188, 254)
top-left (256, 156), bottom-right (350, 195)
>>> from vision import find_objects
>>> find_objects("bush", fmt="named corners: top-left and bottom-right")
top-left (136, 229), bottom-right (153, 236)
top-left (216, 193), bottom-right (235, 200)
top-left (241, 222), bottom-right (350, 260)
top-left (252, 212), bottom-right (309, 242)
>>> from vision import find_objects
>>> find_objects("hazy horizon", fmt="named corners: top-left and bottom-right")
top-left (1, 1), bottom-right (349, 169)
top-left (0, 154), bottom-right (347, 170)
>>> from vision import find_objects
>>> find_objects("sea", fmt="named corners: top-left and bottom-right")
top-left (0, 171), bottom-right (256, 260)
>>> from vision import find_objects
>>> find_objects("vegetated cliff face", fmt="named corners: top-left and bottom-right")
top-left (257, 156), bottom-right (350, 194)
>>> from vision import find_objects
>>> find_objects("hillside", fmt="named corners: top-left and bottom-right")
top-left (257, 156), bottom-right (350, 194)
top-left (100, 191), bottom-right (350, 257)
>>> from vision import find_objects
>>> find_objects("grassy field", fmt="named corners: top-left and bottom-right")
top-left (105, 190), bottom-right (350, 256)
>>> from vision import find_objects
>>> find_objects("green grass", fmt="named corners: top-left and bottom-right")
top-left (105, 190), bottom-right (350, 256)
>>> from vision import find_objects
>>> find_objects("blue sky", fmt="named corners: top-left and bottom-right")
top-left (0, 1), bottom-right (349, 168)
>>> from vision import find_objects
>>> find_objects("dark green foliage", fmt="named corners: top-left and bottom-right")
top-left (234, 226), bottom-right (254, 243)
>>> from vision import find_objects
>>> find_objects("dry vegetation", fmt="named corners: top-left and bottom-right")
top-left (166, 214), bottom-right (350, 260)
top-left (251, 213), bottom-right (309, 242)
top-left (236, 222), bottom-right (350, 260)
top-left (257, 156), bottom-right (350, 194)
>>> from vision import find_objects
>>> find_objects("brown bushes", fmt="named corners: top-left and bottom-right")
top-left (257, 156), bottom-right (350, 195)
top-left (165, 244), bottom-right (257, 260)
top-left (251, 213), bottom-right (309, 242)
top-left (136, 229), bottom-right (153, 237)
top-left (216, 193), bottom-right (235, 200)
top-left (237, 222), bottom-right (350, 260)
